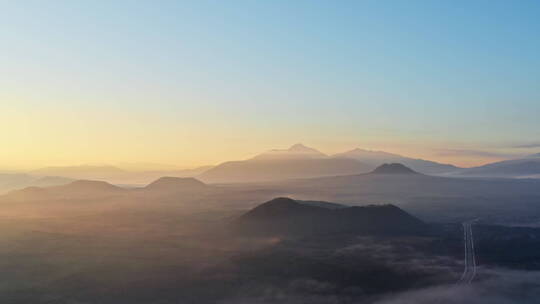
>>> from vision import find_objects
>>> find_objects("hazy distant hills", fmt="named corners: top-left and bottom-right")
top-left (5, 176), bottom-right (215, 201)
top-left (333, 148), bottom-right (461, 174)
top-left (6, 146), bottom-right (539, 192)
top-left (13, 145), bottom-right (538, 188)
top-left (0, 173), bottom-right (73, 194)
top-left (6, 180), bottom-right (125, 201)
top-left (452, 154), bottom-right (540, 178)
top-left (31, 165), bottom-right (127, 179)
top-left (3, 163), bottom-right (540, 225)
top-left (29, 165), bottom-right (212, 185)
top-left (234, 197), bottom-right (426, 236)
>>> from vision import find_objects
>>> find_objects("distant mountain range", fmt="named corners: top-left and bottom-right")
top-left (4, 163), bottom-right (540, 225)
top-left (203, 144), bottom-right (540, 182)
top-left (198, 158), bottom-right (371, 183)
top-left (233, 197), bottom-right (426, 236)
top-left (198, 143), bottom-right (371, 183)
top-left (4, 146), bottom-right (539, 190)
top-left (451, 153), bottom-right (540, 178)
top-left (333, 148), bottom-right (460, 175)
top-left (198, 144), bottom-right (461, 183)
top-left (251, 143), bottom-right (327, 160)
top-left (278, 163), bottom-right (540, 202)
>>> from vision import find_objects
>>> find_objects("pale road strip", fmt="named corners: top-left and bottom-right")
top-left (458, 223), bottom-right (468, 282)
top-left (432, 221), bottom-right (477, 304)
top-left (468, 222), bottom-right (477, 283)
top-left (457, 221), bottom-right (477, 285)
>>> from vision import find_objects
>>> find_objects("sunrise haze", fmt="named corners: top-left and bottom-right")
top-left (2, 1), bottom-right (540, 169)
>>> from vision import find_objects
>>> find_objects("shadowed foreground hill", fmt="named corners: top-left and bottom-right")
top-left (370, 163), bottom-right (420, 174)
top-left (234, 197), bottom-right (426, 236)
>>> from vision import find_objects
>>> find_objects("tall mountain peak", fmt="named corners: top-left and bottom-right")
top-left (288, 143), bottom-right (317, 152)
top-left (251, 144), bottom-right (327, 160)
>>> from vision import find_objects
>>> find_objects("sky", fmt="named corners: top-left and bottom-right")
top-left (2, 0), bottom-right (540, 169)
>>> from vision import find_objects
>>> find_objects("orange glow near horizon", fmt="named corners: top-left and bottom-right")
top-left (0, 98), bottom-right (527, 171)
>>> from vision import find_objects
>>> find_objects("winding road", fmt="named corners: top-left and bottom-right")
top-left (457, 221), bottom-right (477, 284)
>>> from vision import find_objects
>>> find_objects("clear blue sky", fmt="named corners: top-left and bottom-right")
top-left (2, 0), bottom-right (540, 168)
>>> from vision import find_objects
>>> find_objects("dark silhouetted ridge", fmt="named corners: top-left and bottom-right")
top-left (234, 197), bottom-right (425, 236)
top-left (370, 163), bottom-right (418, 175)
top-left (239, 197), bottom-right (326, 219)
